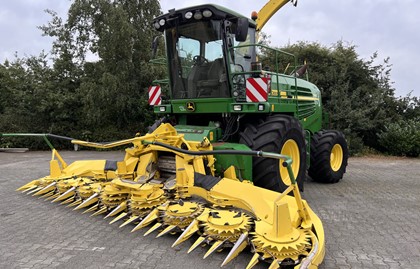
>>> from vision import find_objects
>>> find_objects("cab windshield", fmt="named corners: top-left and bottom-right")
top-left (166, 20), bottom-right (229, 99)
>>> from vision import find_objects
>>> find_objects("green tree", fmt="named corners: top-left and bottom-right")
top-left (39, 0), bottom-right (163, 140)
top-left (378, 118), bottom-right (420, 157)
top-left (259, 41), bottom-right (418, 154)
top-left (0, 53), bottom-right (67, 148)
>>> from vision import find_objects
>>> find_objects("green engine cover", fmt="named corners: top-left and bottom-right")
top-left (174, 125), bottom-right (222, 143)
top-left (212, 142), bottom-right (252, 181)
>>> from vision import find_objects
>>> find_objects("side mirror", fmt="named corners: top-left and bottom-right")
top-left (235, 18), bottom-right (249, 42)
top-left (151, 36), bottom-right (160, 58)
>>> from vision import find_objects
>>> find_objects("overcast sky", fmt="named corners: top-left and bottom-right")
top-left (1, 0), bottom-right (418, 97)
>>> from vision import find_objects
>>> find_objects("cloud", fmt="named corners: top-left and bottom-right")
top-left (267, 0), bottom-right (420, 96)
top-left (1, 0), bottom-right (418, 96)
top-left (0, 0), bottom-right (71, 61)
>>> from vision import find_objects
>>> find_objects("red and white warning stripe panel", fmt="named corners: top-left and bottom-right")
top-left (148, 85), bottom-right (161, 106)
top-left (246, 77), bottom-right (269, 102)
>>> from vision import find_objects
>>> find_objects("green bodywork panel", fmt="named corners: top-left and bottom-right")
top-left (174, 125), bottom-right (222, 143)
top-left (172, 125), bottom-right (252, 180)
top-left (155, 99), bottom-right (270, 114)
top-left (268, 74), bottom-right (323, 133)
top-left (151, 3), bottom-right (324, 167)
top-left (212, 143), bottom-right (252, 181)
top-left (155, 73), bottom-right (323, 134)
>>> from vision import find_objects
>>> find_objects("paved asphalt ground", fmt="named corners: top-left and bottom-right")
top-left (0, 151), bottom-right (419, 269)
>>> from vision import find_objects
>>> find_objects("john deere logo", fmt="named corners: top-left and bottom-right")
top-left (186, 102), bottom-right (195, 112)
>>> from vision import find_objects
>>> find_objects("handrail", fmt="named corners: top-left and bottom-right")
top-left (0, 133), bottom-right (134, 150)
top-left (1, 133), bottom-right (74, 150)
top-left (229, 43), bottom-right (299, 113)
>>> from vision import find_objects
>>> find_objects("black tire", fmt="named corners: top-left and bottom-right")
top-left (309, 130), bottom-right (349, 183)
top-left (239, 115), bottom-right (306, 192)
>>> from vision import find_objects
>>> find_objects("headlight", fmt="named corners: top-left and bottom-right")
top-left (203, 10), bottom-right (212, 18)
top-left (233, 105), bottom-right (242, 111)
top-left (258, 104), bottom-right (265, 111)
top-left (153, 21), bottom-right (160, 29)
top-left (194, 11), bottom-right (203, 20)
top-left (159, 19), bottom-right (166, 26)
top-left (159, 106), bottom-right (166, 112)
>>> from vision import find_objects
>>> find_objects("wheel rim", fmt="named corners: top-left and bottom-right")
top-left (330, 144), bottom-right (343, 172)
top-left (280, 139), bottom-right (300, 186)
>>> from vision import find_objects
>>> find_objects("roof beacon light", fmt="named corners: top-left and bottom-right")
top-left (251, 11), bottom-right (258, 21)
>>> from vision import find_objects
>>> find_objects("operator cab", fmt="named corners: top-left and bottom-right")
top-left (152, 5), bottom-right (257, 100)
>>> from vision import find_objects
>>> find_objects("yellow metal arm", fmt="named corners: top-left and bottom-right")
top-left (256, 0), bottom-right (298, 31)
top-left (71, 138), bottom-right (139, 149)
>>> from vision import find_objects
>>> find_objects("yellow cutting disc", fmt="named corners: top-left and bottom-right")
top-left (202, 209), bottom-right (253, 242)
top-left (130, 184), bottom-right (166, 216)
top-left (161, 201), bottom-right (204, 228)
top-left (251, 228), bottom-right (312, 261)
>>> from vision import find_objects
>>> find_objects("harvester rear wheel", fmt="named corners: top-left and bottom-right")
top-left (239, 115), bottom-right (306, 192)
top-left (309, 130), bottom-right (349, 183)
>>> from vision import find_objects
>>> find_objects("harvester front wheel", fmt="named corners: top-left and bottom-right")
top-left (239, 115), bottom-right (306, 192)
top-left (309, 130), bottom-right (349, 183)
